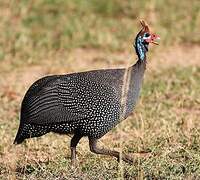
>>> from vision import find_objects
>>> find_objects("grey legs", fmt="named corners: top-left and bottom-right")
top-left (70, 135), bottom-right (133, 165)
top-left (70, 134), bottom-right (82, 165)
top-left (89, 138), bottom-right (133, 164)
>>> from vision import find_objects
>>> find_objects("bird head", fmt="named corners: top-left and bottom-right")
top-left (134, 20), bottom-right (160, 60)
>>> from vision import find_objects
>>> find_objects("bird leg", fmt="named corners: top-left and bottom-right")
top-left (89, 138), bottom-right (133, 164)
top-left (70, 134), bottom-right (82, 166)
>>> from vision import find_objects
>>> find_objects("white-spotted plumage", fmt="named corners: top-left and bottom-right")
top-left (14, 27), bottom-right (148, 146)
top-left (13, 20), bottom-right (159, 165)
top-left (14, 61), bottom-right (146, 144)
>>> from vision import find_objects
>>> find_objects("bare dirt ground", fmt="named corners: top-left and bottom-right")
top-left (1, 45), bottom-right (199, 93)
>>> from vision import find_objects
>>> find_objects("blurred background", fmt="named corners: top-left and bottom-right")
top-left (0, 0), bottom-right (200, 179)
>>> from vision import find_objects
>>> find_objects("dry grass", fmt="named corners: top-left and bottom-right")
top-left (1, 46), bottom-right (200, 179)
top-left (0, 0), bottom-right (200, 179)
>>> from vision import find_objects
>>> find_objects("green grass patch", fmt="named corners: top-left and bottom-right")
top-left (0, 0), bottom-right (199, 63)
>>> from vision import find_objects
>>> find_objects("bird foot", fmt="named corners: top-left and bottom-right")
top-left (117, 154), bottom-right (134, 164)
top-left (133, 151), bottom-right (152, 158)
top-left (71, 159), bottom-right (79, 168)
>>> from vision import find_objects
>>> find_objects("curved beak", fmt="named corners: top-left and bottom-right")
top-left (148, 33), bottom-right (160, 45)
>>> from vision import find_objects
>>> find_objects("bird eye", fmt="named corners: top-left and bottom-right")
top-left (144, 33), bottom-right (150, 37)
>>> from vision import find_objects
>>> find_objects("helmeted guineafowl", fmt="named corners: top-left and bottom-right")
top-left (14, 20), bottom-right (160, 164)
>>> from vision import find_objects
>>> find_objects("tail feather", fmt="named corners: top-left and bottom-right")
top-left (14, 122), bottom-right (52, 144)
top-left (13, 125), bottom-right (25, 144)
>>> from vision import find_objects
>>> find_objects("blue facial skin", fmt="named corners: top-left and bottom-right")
top-left (134, 33), bottom-right (149, 61)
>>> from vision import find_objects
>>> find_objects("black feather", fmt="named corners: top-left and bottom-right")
top-left (14, 60), bottom-right (146, 143)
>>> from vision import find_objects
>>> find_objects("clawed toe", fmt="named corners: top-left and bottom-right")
top-left (117, 154), bottom-right (134, 164)
top-left (123, 155), bottom-right (133, 164)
